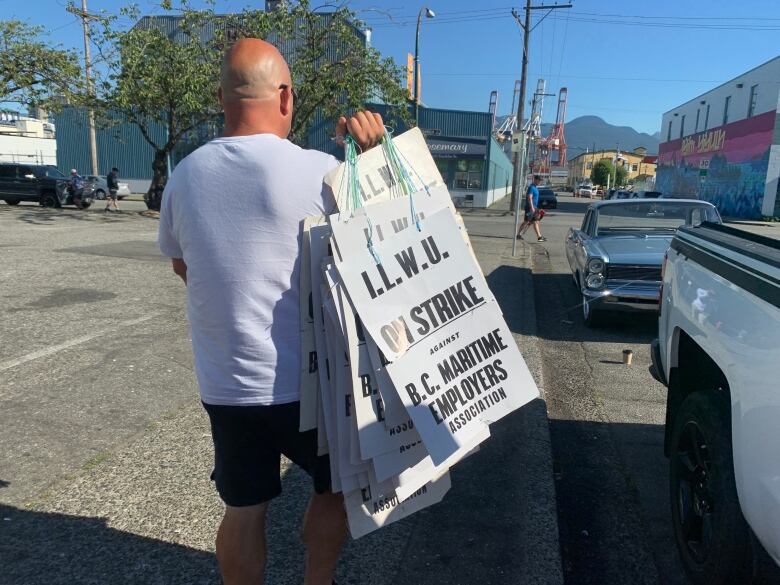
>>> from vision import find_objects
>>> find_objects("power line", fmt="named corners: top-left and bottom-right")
top-left (426, 72), bottom-right (730, 83)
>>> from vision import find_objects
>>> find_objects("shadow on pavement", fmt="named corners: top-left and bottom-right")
top-left (0, 205), bottom-right (148, 225)
top-left (547, 419), bottom-right (686, 585)
top-left (532, 272), bottom-right (658, 344)
top-left (0, 504), bottom-right (220, 585)
top-left (393, 399), bottom-right (561, 585)
top-left (486, 264), bottom-right (536, 338)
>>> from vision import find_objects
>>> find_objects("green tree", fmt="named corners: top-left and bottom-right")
top-left (0, 20), bottom-right (81, 108)
top-left (590, 160), bottom-right (613, 186)
top-left (614, 164), bottom-right (628, 187)
top-left (224, 1), bottom-right (408, 144)
top-left (85, 0), bottom-right (407, 210)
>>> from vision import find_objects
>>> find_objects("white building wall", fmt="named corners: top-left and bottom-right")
top-left (660, 56), bottom-right (780, 141)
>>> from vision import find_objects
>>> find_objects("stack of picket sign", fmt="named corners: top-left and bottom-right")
top-left (298, 127), bottom-right (540, 539)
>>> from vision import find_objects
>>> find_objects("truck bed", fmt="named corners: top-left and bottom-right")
top-left (672, 221), bottom-right (780, 309)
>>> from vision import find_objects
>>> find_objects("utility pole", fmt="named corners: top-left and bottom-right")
top-left (510, 1), bottom-right (571, 256)
top-left (69, 0), bottom-right (99, 176)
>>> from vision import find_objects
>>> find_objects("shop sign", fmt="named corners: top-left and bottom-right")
top-left (426, 138), bottom-right (486, 158)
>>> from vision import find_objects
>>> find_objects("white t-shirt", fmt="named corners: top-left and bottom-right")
top-left (158, 133), bottom-right (339, 406)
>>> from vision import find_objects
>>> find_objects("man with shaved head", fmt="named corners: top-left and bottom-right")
top-left (158, 38), bottom-right (384, 585)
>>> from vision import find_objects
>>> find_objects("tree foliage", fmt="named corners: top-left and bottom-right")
top-left (82, 0), bottom-right (407, 210)
top-left (224, 0), bottom-right (408, 144)
top-left (590, 160), bottom-right (613, 186)
top-left (614, 163), bottom-right (628, 187)
top-left (0, 20), bottom-right (81, 108)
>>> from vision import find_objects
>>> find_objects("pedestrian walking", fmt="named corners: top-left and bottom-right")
top-left (105, 167), bottom-right (120, 212)
top-left (517, 174), bottom-right (547, 242)
top-left (157, 38), bottom-right (384, 585)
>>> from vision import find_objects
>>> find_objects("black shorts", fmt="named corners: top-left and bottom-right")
top-left (524, 209), bottom-right (535, 221)
top-left (108, 189), bottom-right (118, 200)
top-left (202, 401), bottom-right (331, 507)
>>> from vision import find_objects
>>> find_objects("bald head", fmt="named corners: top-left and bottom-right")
top-left (219, 38), bottom-right (294, 138)
top-left (220, 38), bottom-right (291, 103)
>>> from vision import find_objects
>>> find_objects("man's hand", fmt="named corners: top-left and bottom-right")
top-left (335, 111), bottom-right (384, 152)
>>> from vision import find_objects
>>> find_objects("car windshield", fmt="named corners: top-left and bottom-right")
top-left (596, 202), bottom-right (720, 235)
top-left (41, 166), bottom-right (65, 178)
top-left (539, 189), bottom-right (555, 197)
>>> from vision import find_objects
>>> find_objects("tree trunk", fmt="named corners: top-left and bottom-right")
top-left (144, 149), bottom-right (169, 211)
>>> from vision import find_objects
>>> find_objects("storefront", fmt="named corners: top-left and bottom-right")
top-left (365, 105), bottom-right (515, 208)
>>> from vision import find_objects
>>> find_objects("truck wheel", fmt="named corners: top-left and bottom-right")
top-left (669, 391), bottom-right (751, 585)
top-left (41, 193), bottom-right (59, 208)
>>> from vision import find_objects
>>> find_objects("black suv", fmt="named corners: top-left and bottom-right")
top-left (0, 163), bottom-right (94, 209)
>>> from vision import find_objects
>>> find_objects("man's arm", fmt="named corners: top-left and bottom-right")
top-left (526, 192), bottom-right (535, 212)
top-left (171, 258), bottom-right (187, 284)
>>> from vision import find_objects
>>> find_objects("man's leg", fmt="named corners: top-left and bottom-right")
top-left (302, 491), bottom-right (348, 585)
top-left (532, 219), bottom-right (543, 239)
top-left (216, 503), bottom-right (269, 585)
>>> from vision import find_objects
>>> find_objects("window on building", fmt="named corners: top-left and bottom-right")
top-left (631, 163), bottom-right (638, 172)
top-left (454, 159), bottom-right (483, 190)
top-left (695, 109), bottom-right (700, 133)
top-left (586, 162), bottom-right (593, 170)
top-left (748, 84), bottom-right (758, 118)
top-left (679, 115), bottom-right (685, 138)
top-left (667, 120), bottom-right (673, 141)
top-left (704, 104), bottom-right (710, 130)
top-left (723, 95), bottom-right (731, 125)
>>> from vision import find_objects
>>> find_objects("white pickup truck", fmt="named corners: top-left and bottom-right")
top-left (652, 222), bottom-right (780, 584)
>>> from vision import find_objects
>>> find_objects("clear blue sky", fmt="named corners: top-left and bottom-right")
top-left (5, 0), bottom-right (780, 135)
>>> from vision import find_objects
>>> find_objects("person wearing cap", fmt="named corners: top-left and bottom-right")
top-left (105, 167), bottom-right (120, 212)
top-left (68, 169), bottom-right (85, 206)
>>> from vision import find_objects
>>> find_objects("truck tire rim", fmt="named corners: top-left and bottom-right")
top-left (675, 421), bottom-right (713, 564)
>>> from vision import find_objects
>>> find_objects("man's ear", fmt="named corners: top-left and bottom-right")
top-left (280, 87), bottom-right (292, 117)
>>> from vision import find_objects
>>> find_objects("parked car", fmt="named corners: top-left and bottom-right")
top-left (0, 163), bottom-right (94, 208)
top-left (578, 184), bottom-right (595, 198)
top-left (652, 222), bottom-right (780, 584)
top-left (537, 187), bottom-right (558, 209)
top-left (86, 175), bottom-right (131, 200)
top-left (596, 188), bottom-right (604, 197)
top-left (564, 199), bottom-right (721, 326)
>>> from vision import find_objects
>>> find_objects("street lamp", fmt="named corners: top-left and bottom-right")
top-left (414, 6), bottom-right (435, 126)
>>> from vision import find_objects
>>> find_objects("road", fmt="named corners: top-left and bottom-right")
top-left (462, 193), bottom-right (687, 584)
top-left (531, 194), bottom-right (687, 584)
top-left (0, 199), bottom-right (561, 585)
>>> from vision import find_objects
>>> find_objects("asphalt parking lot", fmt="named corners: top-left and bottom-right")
top-left (0, 199), bottom-right (561, 585)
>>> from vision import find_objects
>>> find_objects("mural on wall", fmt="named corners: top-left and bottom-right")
top-left (656, 110), bottom-right (776, 218)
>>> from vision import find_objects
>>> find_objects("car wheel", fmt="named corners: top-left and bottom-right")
top-left (41, 192), bottom-right (59, 208)
top-left (77, 197), bottom-right (93, 210)
top-left (582, 294), bottom-right (600, 327)
top-left (669, 392), bottom-right (751, 585)
top-left (95, 189), bottom-right (106, 200)
top-left (4, 199), bottom-right (20, 205)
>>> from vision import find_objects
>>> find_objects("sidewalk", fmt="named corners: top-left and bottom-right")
top-left (1, 222), bottom-right (562, 585)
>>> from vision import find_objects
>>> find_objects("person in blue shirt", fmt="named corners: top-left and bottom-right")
top-left (517, 174), bottom-right (547, 242)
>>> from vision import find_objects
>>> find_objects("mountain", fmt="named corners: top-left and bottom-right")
top-left (533, 115), bottom-right (659, 155)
